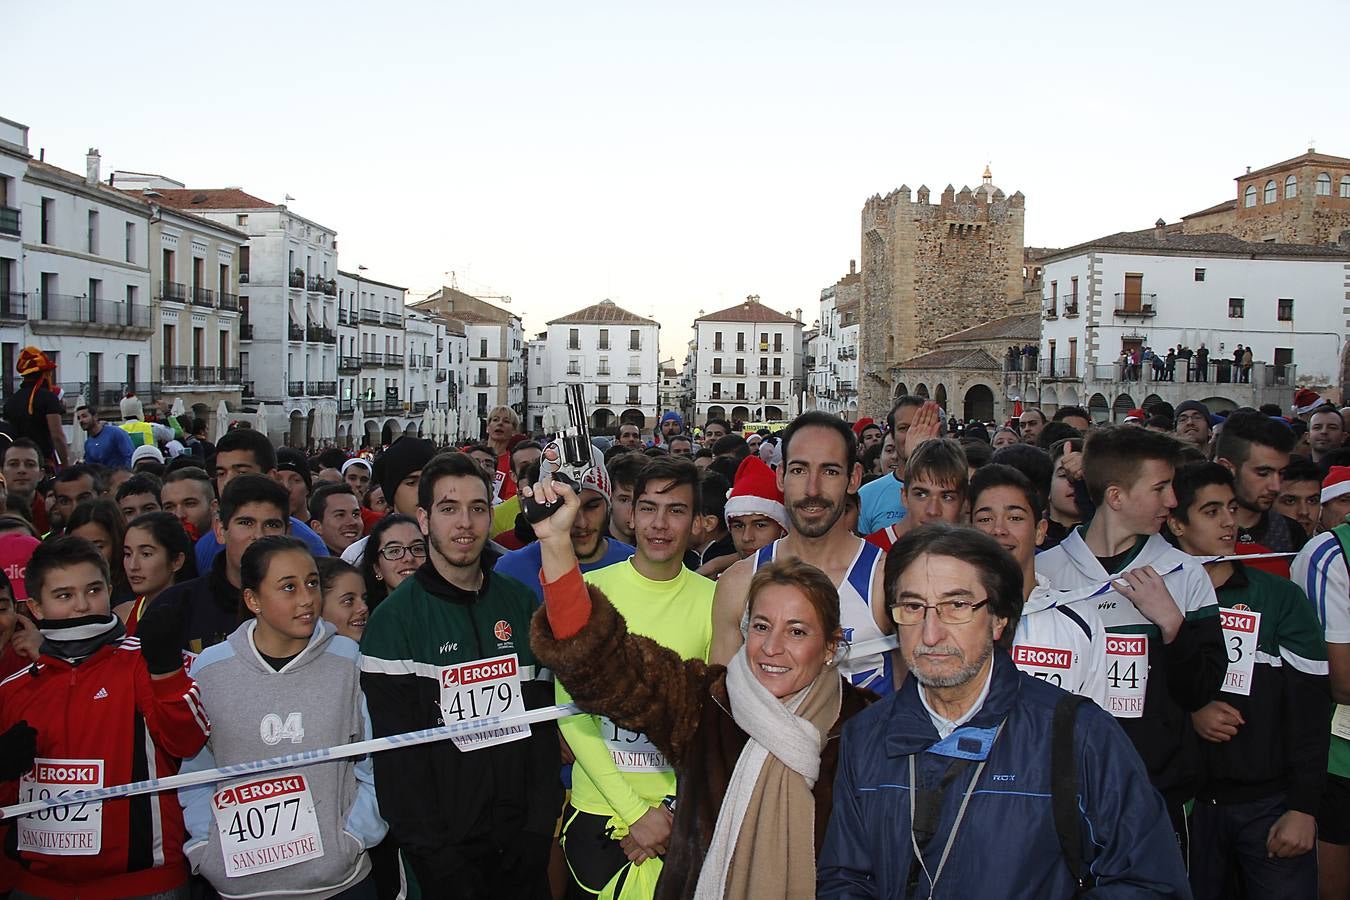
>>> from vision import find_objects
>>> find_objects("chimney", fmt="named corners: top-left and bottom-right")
top-left (795, 308), bottom-right (802, 322)
top-left (849, 259), bottom-right (856, 275)
top-left (1154, 218), bottom-right (1167, 241)
top-left (86, 148), bottom-right (101, 186)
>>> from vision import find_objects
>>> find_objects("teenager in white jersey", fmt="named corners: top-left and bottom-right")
top-left (1036, 425), bottom-right (1225, 838)
top-left (710, 412), bottom-right (896, 693)
top-left (969, 464), bottom-right (1108, 706)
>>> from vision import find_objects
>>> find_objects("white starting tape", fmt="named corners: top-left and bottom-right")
top-left (0, 702), bottom-right (580, 820)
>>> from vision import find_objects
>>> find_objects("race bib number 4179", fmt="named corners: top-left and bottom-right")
top-left (1105, 635), bottom-right (1148, 718)
top-left (440, 654), bottom-right (529, 751)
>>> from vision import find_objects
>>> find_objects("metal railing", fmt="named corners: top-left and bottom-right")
top-left (338, 399), bottom-right (354, 415)
top-left (435, 370), bottom-right (447, 382)
top-left (363, 352), bottom-right (384, 366)
top-left (310, 381), bottom-right (337, 396)
top-left (338, 356), bottom-right (362, 373)
top-left (0, 291), bottom-right (26, 319)
top-left (382, 311), bottom-right (403, 326)
top-left (161, 365), bottom-right (191, 385)
top-left (287, 381), bottom-right (305, 396)
top-left (189, 365), bottom-right (215, 383)
top-left (1113, 293), bottom-right (1157, 316)
top-left (240, 321), bottom-right (254, 340)
top-left (359, 308), bottom-right (382, 325)
top-left (322, 280), bottom-right (336, 296)
top-left (289, 272), bottom-right (306, 288)
top-left (219, 366), bottom-right (241, 384)
top-left (411, 400), bottom-right (428, 414)
top-left (338, 308), bottom-right (351, 325)
top-left (289, 322), bottom-right (305, 341)
top-left (161, 282), bottom-right (187, 302)
top-left (241, 382), bottom-right (254, 398)
top-left (0, 206), bottom-right (19, 236)
top-left (306, 275), bottom-right (325, 293)
top-left (218, 292), bottom-right (239, 311)
top-left (385, 353), bottom-right (404, 366)
top-left (33, 294), bottom-right (151, 329)
top-left (190, 286), bottom-right (214, 308)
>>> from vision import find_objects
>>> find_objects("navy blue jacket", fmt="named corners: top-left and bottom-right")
top-left (818, 650), bottom-right (1191, 899)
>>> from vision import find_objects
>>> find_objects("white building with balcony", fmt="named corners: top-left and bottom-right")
top-left (120, 181), bottom-right (341, 447)
top-left (1, 138), bottom-right (153, 430)
top-left (335, 269), bottom-right (411, 448)
top-left (1037, 224), bottom-right (1350, 419)
top-left (441, 317), bottom-right (471, 443)
top-left (692, 296), bottom-right (804, 426)
top-left (542, 300), bottom-right (660, 434)
top-left (404, 308), bottom-right (446, 437)
top-left (526, 332), bottom-right (548, 434)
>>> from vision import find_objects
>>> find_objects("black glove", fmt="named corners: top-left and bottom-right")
top-left (136, 602), bottom-right (186, 675)
top-left (0, 721), bottom-right (37, 782)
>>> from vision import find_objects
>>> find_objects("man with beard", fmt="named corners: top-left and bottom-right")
top-left (1215, 410), bottom-right (1307, 557)
top-left (1173, 400), bottom-right (1213, 452)
top-left (701, 418), bottom-right (729, 450)
top-left (360, 451), bottom-right (560, 896)
top-left (615, 423), bottom-right (643, 450)
top-left (494, 446), bottom-right (632, 602)
top-left (710, 411), bottom-right (896, 693)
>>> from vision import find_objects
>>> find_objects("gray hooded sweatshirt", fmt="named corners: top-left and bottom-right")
top-left (179, 619), bottom-right (386, 898)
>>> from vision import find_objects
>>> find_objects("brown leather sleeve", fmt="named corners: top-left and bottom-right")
top-left (531, 585), bottom-right (717, 768)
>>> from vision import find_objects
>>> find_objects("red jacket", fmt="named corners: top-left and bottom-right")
top-left (0, 637), bottom-right (210, 899)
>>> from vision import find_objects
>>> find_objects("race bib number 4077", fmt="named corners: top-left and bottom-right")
top-left (440, 654), bottom-right (529, 751)
top-left (212, 774), bottom-right (324, 877)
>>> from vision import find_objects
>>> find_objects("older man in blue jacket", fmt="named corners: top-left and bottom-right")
top-left (818, 524), bottom-right (1190, 899)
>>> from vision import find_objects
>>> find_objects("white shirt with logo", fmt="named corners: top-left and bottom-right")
top-left (1012, 575), bottom-right (1109, 708)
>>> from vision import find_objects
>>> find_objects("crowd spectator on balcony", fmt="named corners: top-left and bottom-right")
top-left (4, 347), bottom-right (68, 470)
top-left (76, 403), bottom-right (132, 469)
top-left (1242, 345), bottom-right (1254, 383)
top-left (1164, 347), bottom-right (1177, 381)
top-left (1195, 343), bottom-right (1210, 381)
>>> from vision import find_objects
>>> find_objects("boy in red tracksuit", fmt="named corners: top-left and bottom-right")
top-left (0, 535), bottom-right (210, 899)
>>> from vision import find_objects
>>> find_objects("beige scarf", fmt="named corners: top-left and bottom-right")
top-left (694, 648), bottom-right (843, 900)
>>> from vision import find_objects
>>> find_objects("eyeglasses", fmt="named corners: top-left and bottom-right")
top-left (379, 542), bottom-right (428, 561)
top-left (889, 598), bottom-right (990, 626)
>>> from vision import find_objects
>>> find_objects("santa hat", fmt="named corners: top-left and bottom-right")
top-left (851, 417), bottom-right (876, 438)
top-left (1322, 466), bottom-right (1350, 503)
top-left (1293, 388), bottom-right (1330, 416)
top-left (724, 456), bottom-right (789, 531)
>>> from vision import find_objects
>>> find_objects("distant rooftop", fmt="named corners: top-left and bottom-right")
top-left (548, 299), bottom-right (657, 327)
top-left (695, 297), bottom-right (800, 325)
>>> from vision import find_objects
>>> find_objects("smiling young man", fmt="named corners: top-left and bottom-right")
top-left (1167, 462), bottom-right (1328, 900)
top-left (969, 464), bottom-right (1107, 706)
top-left (359, 451), bottom-right (560, 897)
top-left (494, 447), bottom-right (632, 603)
top-left (308, 482), bottom-right (363, 556)
top-left (711, 411), bottom-right (894, 693)
top-left (1036, 426), bottom-right (1226, 839)
top-left (547, 455), bottom-right (714, 895)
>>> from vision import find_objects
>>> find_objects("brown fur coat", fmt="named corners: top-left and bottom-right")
top-left (531, 584), bottom-right (875, 900)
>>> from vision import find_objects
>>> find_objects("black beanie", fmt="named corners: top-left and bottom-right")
top-left (374, 438), bottom-right (437, 510)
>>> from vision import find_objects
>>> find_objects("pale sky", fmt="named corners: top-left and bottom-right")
top-left (12, 0), bottom-right (1346, 360)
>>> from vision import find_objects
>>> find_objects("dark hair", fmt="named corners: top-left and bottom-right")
top-left (886, 395), bottom-right (926, 436)
top-left (1052, 406), bottom-right (1091, 424)
top-left (990, 443), bottom-right (1054, 503)
top-left (860, 441), bottom-right (884, 472)
top-left (780, 411), bottom-right (857, 468)
top-left (462, 442), bottom-right (495, 459)
top-left (125, 511), bottom-right (198, 583)
top-left (1282, 456), bottom-right (1323, 486)
top-left (693, 447), bottom-right (713, 460)
top-left (1049, 437), bottom-right (1083, 464)
top-left (4, 437), bottom-right (41, 465)
top-left (219, 473), bottom-right (291, 526)
top-left (308, 482), bottom-right (356, 523)
top-left (883, 523), bottom-right (1023, 639)
top-left (55, 464), bottom-right (105, 494)
top-left (698, 471), bottom-right (730, 522)
top-left (509, 440), bottom-right (541, 464)
top-left (606, 452), bottom-right (649, 490)
top-left (65, 498), bottom-right (126, 558)
top-left (747, 558), bottom-right (841, 644)
top-left (26, 535), bottom-right (112, 603)
top-left (960, 439), bottom-right (993, 470)
top-left (905, 438), bottom-right (969, 497)
top-left (316, 556), bottom-right (361, 598)
top-left (633, 456), bottom-right (702, 516)
top-left (239, 535), bottom-right (312, 595)
top-left (116, 472), bottom-right (162, 504)
top-left (1310, 407), bottom-right (1345, 429)
top-left (642, 446), bottom-right (670, 458)
top-left (1169, 462), bottom-right (1234, 526)
top-left (1019, 408), bottom-right (1047, 425)
top-left (1214, 409), bottom-right (1296, 466)
top-left (858, 422), bottom-right (882, 439)
top-left (215, 428), bottom-right (278, 473)
top-left (707, 454), bottom-right (739, 485)
top-left (602, 444), bottom-right (633, 466)
top-left (711, 434), bottom-right (750, 462)
top-left (1082, 426), bottom-right (1182, 506)
top-left (705, 418), bottom-right (731, 434)
top-left (164, 465), bottom-right (215, 494)
top-left (668, 434), bottom-right (695, 449)
top-left (969, 463), bottom-right (1045, 522)
top-left (418, 452), bottom-right (492, 510)
top-left (1258, 403), bottom-right (1284, 418)
top-left (362, 513), bottom-right (422, 607)
top-left (1036, 421), bottom-right (1081, 449)
top-left (317, 448), bottom-right (348, 470)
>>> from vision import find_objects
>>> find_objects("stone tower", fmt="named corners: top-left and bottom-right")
top-left (859, 170), bottom-right (1027, 416)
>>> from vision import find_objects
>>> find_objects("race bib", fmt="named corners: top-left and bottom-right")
top-left (440, 654), bottom-right (529, 751)
top-left (600, 717), bottom-right (671, 773)
top-left (17, 759), bottom-right (104, 856)
top-left (1104, 635), bottom-right (1148, 718)
top-left (1219, 609), bottom-right (1261, 697)
top-left (1332, 704), bottom-right (1350, 741)
top-left (1011, 643), bottom-right (1076, 689)
top-left (491, 470), bottom-right (506, 505)
top-left (212, 774), bottom-right (324, 877)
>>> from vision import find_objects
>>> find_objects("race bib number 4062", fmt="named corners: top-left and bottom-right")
top-left (440, 653), bottom-right (529, 751)
top-left (17, 759), bottom-right (104, 856)
top-left (212, 774), bottom-right (324, 877)
top-left (1105, 635), bottom-right (1148, 718)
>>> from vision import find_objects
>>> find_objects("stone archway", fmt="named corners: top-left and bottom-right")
top-left (620, 409), bottom-right (645, 428)
top-left (934, 384), bottom-right (948, 411)
top-left (763, 405), bottom-right (784, 420)
top-left (894, 382), bottom-right (909, 399)
top-left (731, 406), bottom-right (751, 423)
top-left (706, 405), bottom-right (726, 423)
top-left (963, 384), bottom-right (995, 422)
top-left (1088, 393), bottom-right (1109, 422)
top-left (915, 383), bottom-right (929, 399)
top-left (288, 410), bottom-right (305, 448)
top-left (1112, 393), bottom-right (1136, 422)
top-left (381, 419), bottom-right (399, 446)
top-left (592, 408), bottom-right (614, 431)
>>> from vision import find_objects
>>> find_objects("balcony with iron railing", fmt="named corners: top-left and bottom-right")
top-left (190, 286), bottom-right (214, 308)
top-left (1114, 293), bottom-right (1157, 317)
top-left (240, 320), bottom-right (254, 340)
top-left (307, 324), bottom-right (336, 344)
top-left (310, 381), bottom-right (337, 396)
top-left (435, 370), bottom-right (447, 382)
top-left (382, 310), bottom-right (403, 326)
top-left (219, 366), bottom-right (241, 384)
top-left (160, 281), bottom-right (186, 303)
top-left (238, 272), bottom-right (249, 284)
top-left (411, 400), bottom-right (429, 414)
top-left (359, 308), bottom-right (382, 325)
top-left (385, 353), bottom-right (404, 367)
top-left (363, 352), bottom-right (384, 366)
top-left (288, 321), bottom-right (305, 341)
top-left (31, 294), bottom-right (152, 332)
top-left (306, 275), bottom-right (325, 293)
top-left (338, 356), bottom-right (362, 374)
top-left (338, 308), bottom-right (351, 325)
top-left (241, 381), bottom-right (254, 398)
top-left (322, 279), bottom-right (336, 296)
top-left (287, 381), bottom-right (305, 397)
top-left (419, 355), bottom-right (433, 367)
top-left (0, 206), bottom-right (19, 236)
top-left (190, 365), bottom-right (217, 383)
top-left (0, 291), bottom-right (26, 320)
top-left (161, 365), bottom-right (191, 385)
top-left (338, 399), bottom-right (354, 415)
top-left (289, 272), bottom-right (306, 289)
top-left (218, 292), bottom-right (239, 312)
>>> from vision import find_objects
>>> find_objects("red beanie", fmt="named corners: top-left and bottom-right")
top-left (851, 417), bottom-right (876, 438)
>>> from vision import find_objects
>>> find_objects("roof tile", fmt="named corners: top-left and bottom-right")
top-left (547, 299), bottom-right (656, 326)
top-left (695, 299), bottom-right (801, 324)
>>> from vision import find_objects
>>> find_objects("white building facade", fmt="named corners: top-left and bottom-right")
top-left (692, 297), bottom-right (804, 426)
top-left (542, 300), bottom-right (660, 434)
top-left (526, 333), bottom-right (548, 434)
top-left (335, 270), bottom-right (414, 447)
top-left (1037, 228), bottom-right (1350, 417)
